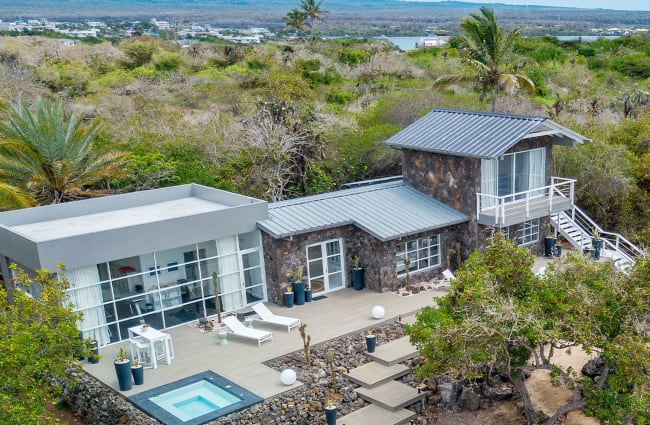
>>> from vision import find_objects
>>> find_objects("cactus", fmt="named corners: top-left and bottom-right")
top-left (212, 272), bottom-right (221, 323)
top-left (327, 349), bottom-right (337, 394)
top-left (299, 323), bottom-right (311, 366)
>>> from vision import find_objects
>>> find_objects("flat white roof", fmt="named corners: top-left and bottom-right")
top-left (10, 197), bottom-right (228, 243)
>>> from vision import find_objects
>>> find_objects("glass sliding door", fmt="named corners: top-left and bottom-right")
top-left (482, 148), bottom-right (545, 204)
top-left (307, 239), bottom-right (344, 294)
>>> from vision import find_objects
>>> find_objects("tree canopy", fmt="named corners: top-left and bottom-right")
top-left (0, 265), bottom-right (87, 424)
top-left (434, 7), bottom-right (534, 111)
top-left (405, 233), bottom-right (650, 424)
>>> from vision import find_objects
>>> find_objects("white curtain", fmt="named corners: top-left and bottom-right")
top-left (216, 237), bottom-right (243, 311)
top-left (481, 159), bottom-right (498, 208)
top-left (529, 148), bottom-right (546, 197)
top-left (65, 266), bottom-right (111, 346)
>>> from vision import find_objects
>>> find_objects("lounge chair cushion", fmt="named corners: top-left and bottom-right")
top-left (222, 316), bottom-right (272, 346)
top-left (252, 303), bottom-right (301, 332)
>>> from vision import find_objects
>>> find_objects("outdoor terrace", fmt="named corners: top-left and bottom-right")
top-left (84, 287), bottom-right (447, 399)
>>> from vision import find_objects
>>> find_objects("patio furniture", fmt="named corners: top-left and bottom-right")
top-left (251, 302), bottom-right (301, 332)
top-left (222, 316), bottom-right (273, 346)
top-left (128, 325), bottom-right (174, 369)
top-left (130, 336), bottom-right (154, 368)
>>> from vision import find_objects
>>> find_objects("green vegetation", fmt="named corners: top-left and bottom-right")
top-left (0, 265), bottom-right (87, 424)
top-left (0, 98), bottom-right (128, 205)
top-left (0, 11), bottom-right (649, 246)
top-left (406, 233), bottom-right (650, 424)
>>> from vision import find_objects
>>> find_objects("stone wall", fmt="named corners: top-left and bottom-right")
top-left (262, 222), bottom-right (471, 299)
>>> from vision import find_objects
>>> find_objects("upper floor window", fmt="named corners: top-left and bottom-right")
top-left (396, 235), bottom-right (441, 276)
top-left (481, 148), bottom-right (546, 204)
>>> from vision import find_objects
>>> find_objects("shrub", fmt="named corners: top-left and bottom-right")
top-left (327, 90), bottom-right (356, 105)
top-left (610, 53), bottom-right (650, 79)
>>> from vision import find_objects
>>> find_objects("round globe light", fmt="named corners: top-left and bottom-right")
top-left (371, 305), bottom-right (385, 319)
top-left (280, 368), bottom-right (297, 386)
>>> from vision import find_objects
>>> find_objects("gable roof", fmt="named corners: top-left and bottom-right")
top-left (384, 109), bottom-right (591, 159)
top-left (258, 178), bottom-right (469, 241)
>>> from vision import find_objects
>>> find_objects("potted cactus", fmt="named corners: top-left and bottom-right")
top-left (292, 265), bottom-right (305, 305)
top-left (350, 255), bottom-right (364, 291)
top-left (283, 284), bottom-right (294, 308)
top-left (324, 399), bottom-right (337, 425)
top-left (365, 329), bottom-right (376, 353)
top-left (114, 347), bottom-right (132, 391)
top-left (131, 358), bottom-right (144, 385)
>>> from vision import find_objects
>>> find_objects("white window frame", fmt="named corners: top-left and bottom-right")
top-left (516, 219), bottom-right (540, 246)
top-left (395, 235), bottom-right (441, 276)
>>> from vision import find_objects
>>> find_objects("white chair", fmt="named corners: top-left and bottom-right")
top-left (154, 333), bottom-right (175, 363)
top-left (222, 316), bottom-right (273, 346)
top-left (435, 269), bottom-right (456, 290)
top-left (130, 336), bottom-right (153, 368)
top-left (251, 303), bottom-right (301, 332)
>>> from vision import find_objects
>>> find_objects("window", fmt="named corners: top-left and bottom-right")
top-left (516, 219), bottom-right (540, 245)
top-left (481, 147), bottom-right (545, 202)
top-left (395, 235), bottom-right (441, 276)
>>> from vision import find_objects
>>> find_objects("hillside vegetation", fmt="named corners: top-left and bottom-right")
top-left (1, 32), bottom-right (650, 245)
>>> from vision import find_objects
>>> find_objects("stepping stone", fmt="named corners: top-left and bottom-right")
top-left (356, 380), bottom-right (427, 411)
top-left (365, 336), bottom-right (418, 366)
top-left (343, 362), bottom-right (409, 388)
top-left (336, 404), bottom-right (415, 425)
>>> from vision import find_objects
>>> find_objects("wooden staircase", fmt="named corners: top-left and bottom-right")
top-left (337, 336), bottom-right (424, 425)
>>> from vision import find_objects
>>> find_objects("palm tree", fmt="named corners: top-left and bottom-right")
top-left (434, 7), bottom-right (534, 112)
top-left (285, 8), bottom-right (306, 34)
top-left (0, 98), bottom-right (128, 206)
top-left (299, 0), bottom-right (327, 41)
top-left (0, 179), bottom-right (33, 210)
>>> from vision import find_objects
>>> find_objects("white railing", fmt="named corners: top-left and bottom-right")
top-left (555, 206), bottom-right (645, 266)
top-left (476, 177), bottom-right (576, 225)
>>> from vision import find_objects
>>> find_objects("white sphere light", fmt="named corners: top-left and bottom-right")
top-left (371, 305), bottom-right (385, 319)
top-left (280, 368), bottom-right (297, 386)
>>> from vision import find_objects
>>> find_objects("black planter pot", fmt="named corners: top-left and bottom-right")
top-left (131, 366), bottom-right (144, 385)
top-left (592, 239), bottom-right (603, 260)
top-left (283, 292), bottom-right (294, 308)
top-left (305, 289), bottom-right (313, 302)
top-left (365, 335), bottom-right (376, 353)
top-left (292, 281), bottom-right (305, 305)
top-left (544, 237), bottom-right (557, 257)
top-left (324, 406), bottom-right (337, 425)
top-left (88, 339), bottom-right (99, 364)
top-left (114, 360), bottom-right (132, 391)
top-left (352, 268), bottom-right (364, 291)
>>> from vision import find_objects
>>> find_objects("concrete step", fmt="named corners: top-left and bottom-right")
top-left (365, 336), bottom-right (418, 366)
top-left (343, 362), bottom-right (409, 389)
top-left (356, 380), bottom-right (426, 411)
top-left (336, 404), bottom-right (415, 425)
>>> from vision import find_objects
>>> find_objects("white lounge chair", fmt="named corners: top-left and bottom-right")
top-left (435, 269), bottom-right (456, 290)
top-left (222, 316), bottom-right (273, 346)
top-left (252, 302), bottom-right (301, 332)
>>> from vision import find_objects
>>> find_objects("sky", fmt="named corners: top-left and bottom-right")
top-left (425, 0), bottom-right (650, 11)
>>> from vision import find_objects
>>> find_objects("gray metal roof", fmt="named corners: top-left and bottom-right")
top-left (258, 179), bottom-right (469, 241)
top-left (384, 109), bottom-right (590, 159)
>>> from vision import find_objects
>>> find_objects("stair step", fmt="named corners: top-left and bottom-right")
top-left (365, 336), bottom-right (418, 366)
top-left (336, 404), bottom-right (415, 425)
top-left (344, 362), bottom-right (410, 388)
top-left (356, 380), bottom-right (427, 411)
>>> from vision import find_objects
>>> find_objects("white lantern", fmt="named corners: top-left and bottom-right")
top-left (372, 305), bottom-right (385, 319)
top-left (280, 368), bottom-right (297, 385)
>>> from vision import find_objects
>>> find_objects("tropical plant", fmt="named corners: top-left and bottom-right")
top-left (285, 8), bottom-right (306, 33)
top-left (299, 0), bottom-right (327, 41)
top-left (434, 7), bottom-right (534, 111)
top-left (0, 178), bottom-right (32, 210)
top-left (0, 98), bottom-right (128, 205)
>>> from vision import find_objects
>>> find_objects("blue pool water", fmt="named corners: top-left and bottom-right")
top-left (130, 371), bottom-right (262, 425)
top-left (150, 380), bottom-right (242, 422)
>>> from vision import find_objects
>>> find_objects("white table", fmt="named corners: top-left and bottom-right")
top-left (128, 325), bottom-right (173, 369)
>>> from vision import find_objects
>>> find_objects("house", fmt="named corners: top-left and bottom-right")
top-left (3, 108), bottom-right (631, 347)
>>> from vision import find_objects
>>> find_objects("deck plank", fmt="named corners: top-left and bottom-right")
top-left (336, 404), bottom-right (415, 425)
top-left (365, 336), bottom-right (418, 366)
top-left (356, 380), bottom-right (426, 410)
top-left (343, 362), bottom-right (409, 388)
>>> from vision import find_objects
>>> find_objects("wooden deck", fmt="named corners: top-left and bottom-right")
top-left (336, 404), bottom-right (415, 425)
top-left (477, 195), bottom-right (572, 227)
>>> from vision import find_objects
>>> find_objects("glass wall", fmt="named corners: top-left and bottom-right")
top-left (64, 231), bottom-right (266, 346)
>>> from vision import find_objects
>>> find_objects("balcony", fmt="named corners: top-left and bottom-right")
top-left (476, 177), bottom-right (576, 227)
